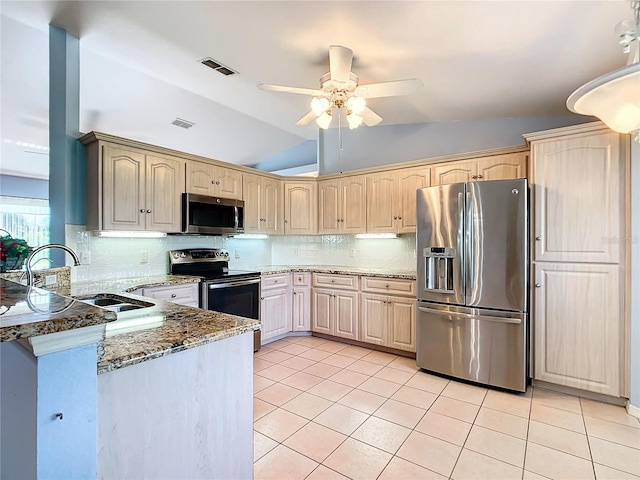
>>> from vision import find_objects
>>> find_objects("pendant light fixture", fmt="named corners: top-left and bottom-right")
top-left (567, 1), bottom-right (640, 141)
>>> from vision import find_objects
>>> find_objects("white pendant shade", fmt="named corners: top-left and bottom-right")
top-left (567, 62), bottom-right (640, 135)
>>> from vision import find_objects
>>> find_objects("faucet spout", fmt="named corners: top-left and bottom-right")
top-left (25, 244), bottom-right (81, 286)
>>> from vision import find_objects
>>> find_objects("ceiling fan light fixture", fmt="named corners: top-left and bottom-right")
top-left (316, 110), bottom-right (332, 129)
top-left (311, 97), bottom-right (330, 117)
top-left (347, 111), bottom-right (363, 129)
top-left (346, 96), bottom-right (366, 115)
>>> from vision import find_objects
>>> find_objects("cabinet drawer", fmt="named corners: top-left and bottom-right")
top-left (141, 283), bottom-right (200, 306)
top-left (261, 273), bottom-right (290, 290)
top-left (312, 273), bottom-right (358, 290)
top-left (292, 272), bottom-right (311, 286)
top-left (361, 277), bottom-right (416, 297)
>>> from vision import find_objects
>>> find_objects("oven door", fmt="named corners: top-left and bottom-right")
top-left (203, 278), bottom-right (261, 319)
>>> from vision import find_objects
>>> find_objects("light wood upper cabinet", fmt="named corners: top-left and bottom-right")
top-left (185, 161), bottom-right (242, 200)
top-left (242, 173), bottom-right (282, 234)
top-left (367, 166), bottom-right (430, 233)
top-left (318, 176), bottom-right (366, 234)
top-left (531, 131), bottom-right (622, 264)
top-left (100, 145), bottom-right (184, 232)
top-left (284, 181), bottom-right (317, 235)
top-left (431, 152), bottom-right (527, 185)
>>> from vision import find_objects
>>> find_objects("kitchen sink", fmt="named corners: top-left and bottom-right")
top-left (73, 293), bottom-right (155, 314)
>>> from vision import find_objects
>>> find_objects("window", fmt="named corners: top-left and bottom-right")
top-left (0, 196), bottom-right (50, 247)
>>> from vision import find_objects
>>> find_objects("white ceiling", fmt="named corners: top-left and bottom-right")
top-left (0, 0), bottom-right (633, 179)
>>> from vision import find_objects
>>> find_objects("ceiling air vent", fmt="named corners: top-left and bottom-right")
top-left (200, 57), bottom-right (238, 76)
top-left (172, 118), bottom-right (195, 129)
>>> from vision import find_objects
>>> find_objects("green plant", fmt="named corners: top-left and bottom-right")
top-left (0, 233), bottom-right (33, 272)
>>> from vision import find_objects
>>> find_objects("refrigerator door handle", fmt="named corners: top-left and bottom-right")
top-left (465, 190), bottom-right (475, 304)
top-left (417, 306), bottom-right (522, 324)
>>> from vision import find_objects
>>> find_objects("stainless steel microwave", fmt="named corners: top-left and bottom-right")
top-left (182, 193), bottom-right (244, 235)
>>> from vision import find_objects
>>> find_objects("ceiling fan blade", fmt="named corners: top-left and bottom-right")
top-left (258, 84), bottom-right (324, 96)
top-left (295, 111), bottom-right (318, 126)
top-left (362, 106), bottom-right (382, 127)
top-left (329, 45), bottom-right (353, 83)
top-left (355, 78), bottom-right (423, 99)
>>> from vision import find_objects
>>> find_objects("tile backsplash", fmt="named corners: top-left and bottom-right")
top-left (65, 225), bottom-right (416, 282)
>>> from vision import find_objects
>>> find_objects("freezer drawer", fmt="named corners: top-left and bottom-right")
top-left (416, 302), bottom-right (527, 392)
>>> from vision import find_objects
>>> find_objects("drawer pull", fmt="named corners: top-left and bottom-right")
top-left (385, 284), bottom-right (389, 288)
top-left (535, 283), bottom-right (541, 288)
top-left (171, 294), bottom-right (177, 298)
top-left (535, 236), bottom-right (542, 241)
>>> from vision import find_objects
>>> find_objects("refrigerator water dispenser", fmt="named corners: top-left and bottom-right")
top-left (423, 247), bottom-right (456, 293)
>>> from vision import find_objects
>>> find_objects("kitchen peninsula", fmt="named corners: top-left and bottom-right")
top-left (0, 275), bottom-right (259, 479)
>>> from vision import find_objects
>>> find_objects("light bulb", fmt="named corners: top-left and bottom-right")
top-left (316, 111), bottom-right (332, 129)
top-left (311, 97), bottom-right (330, 117)
top-left (346, 96), bottom-right (366, 115)
top-left (347, 111), bottom-right (363, 129)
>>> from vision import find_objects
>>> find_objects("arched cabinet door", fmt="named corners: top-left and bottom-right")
top-left (102, 146), bottom-right (146, 230)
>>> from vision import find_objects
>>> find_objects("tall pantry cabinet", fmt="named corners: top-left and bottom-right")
top-left (525, 123), bottom-right (628, 397)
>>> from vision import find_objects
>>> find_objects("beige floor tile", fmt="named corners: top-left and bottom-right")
top-left (321, 354), bottom-right (356, 368)
top-left (254, 430), bottom-right (278, 461)
top-left (522, 470), bottom-right (551, 480)
top-left (276, 343), bottom-right (310, 355)
top-left (405, 371), bottom-right (450, 394)
top-left (328, 369), bottom-right (370, 388)
top-left (581, 398), bottom-right (640, 429)
top-left (373, 366), bottom-right (414, 385)
top-left (352, 416), bottom-right (411, 454)
top-left (374, 398), bottom-right (427, 429)
top-left (584, 415), bottom-right (640, 449)
top-left (294, 336), bottom-right (328, 348)
top-left (302, 362), bottom-right (342, 379)
top-left (524, 442), bottom-right (595, 480)
top-left (256, 364), bottom-right (298, 382)
top-left (464, 425), bottom-right (526, 467)
top-left (593, 463), bottom-right (640, 480)
top-left (482, 389), bottom-right (531, 418)
top-left (358, 377), bottom-right (402, 397)
top-left (281, 392), bottom-right (333, 420)
top-left (415, 410), bottom-right (471, 446)
top-left (314, 341), bottom-right (350, 353)
top-left (314, 403), bottom-right (370, 435)
top-left (386, 356), bottom-right (420, 374)
top-left (430, 395), bottom-right (480, 423)
top-left (305, 465), bottom-right (349, 480)
top-left (345, 359), bottom-right (385, 376)
top-left (323, 438), bottom-right (392, 480)
top-left (254, 408), bottom-right (309, 443)
top-left (396, 430), bottom-right (462, 477)
top-left (530, 402), bottom-right (585, 434)
top-left (532, 387), bottom-right (582, 414)
top-left (280, 371), bottom-right (324, 391)
top-left (255, 383), bottom-right (303, 406)
top-left (254, 444), bottom-right (318, 480)
top-left (441, 381), bottom-right (488, 405)
top-left (589, 436), bottom-right (640, 476)
top-left (298, 348), bottom-right (333, 361)
top-left (527, 420), bottom-right (591, 459)
top-left (338, 345), bottom-right (373, 359)
top-left (378, 456), bottom-right (447, 480)
top-left (254, 345), bottom-right (277, 357)
top-left (258, 350), bottom-right (294, 364)
top-left (254, 397), bottom-right (277, 421)
top-left (283, 421), bottom-right (346, 463)
top-left (337, 388), bottom-right (387, 414)
top-left (254, 374), bottom-right (275, 393)
top-left (254, 357), bottom-right (275, 372)
top-left (306, 379), bottom-right (353, 402)
top-left (474, 407), bottom-right (529, 439)
top-left (279, 356), bottom-right (317, 371)
top-left (361, 350), bottom-right (398, 366)
top-left (391, 385), bottom-right (438, 410)
top-left (452, 448), bottom-right (523, 480)
top-left (267, 338), bottom-right (297, 348)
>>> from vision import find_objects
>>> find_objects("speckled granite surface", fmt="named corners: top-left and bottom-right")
top-left (46, 274), bottom-right (201, 297)
top-left (0, 278), bottom-right (117, 342)
top-left (257, 265), bottom-right (417, 280)
top-left (0, 266), bottom-right (72, 289)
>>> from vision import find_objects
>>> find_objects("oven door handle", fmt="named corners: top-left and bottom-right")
top-left (208, 279), bottom-right (261, 289)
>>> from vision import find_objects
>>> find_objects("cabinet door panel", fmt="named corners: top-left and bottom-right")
top-left (532, 132), bottom-right (621, 263)
top-left (431, 161), bottom-right (474, 186)
top-left (292, 287), bottom-right (311, 332)
top-left (360, 294), bottom-right (387, 346)
top-left (242, 174), bottom-right (261, 232)
top-left (341, 177), bottom-right (367, 233)
top-left (146, 155), bottom-right (184, 232)
top-left (217, 168), bottom-right (243, 200)
top-left (534, 263), bottom-right (620, 395)
top-left (335, 291), bottom-right (359, 340)
top-left (186, 161), bottom-right (216, 196)
top-left (477, 153), bottom-right (526, 181)
top-left (388, 297), bottom-right (416, 352)
top-left (318, 180), bottom-right (340, 233)
top-left (102, 147), bottom-right (145, 230)
top-left (284, 183), bottom-right (317, 235)
top-left (262, 177), bottom-right (281, 234)
top-left (397, 167), bottom-right (431, 233)
top-left (366, 173), bottom-right (396, 233)
top-left (262, 289), bottom-right (290, 340)
top-left (311, 289), bottom-right (333, 335)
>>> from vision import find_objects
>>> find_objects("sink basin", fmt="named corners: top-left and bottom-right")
top-left (73, 293), bottom-right (155, 314)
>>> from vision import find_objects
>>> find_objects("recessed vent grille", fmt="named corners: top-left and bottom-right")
top-left (200, 57), bottom-right (238, 76)
top-left (172, 118), bottom-right (195, 129)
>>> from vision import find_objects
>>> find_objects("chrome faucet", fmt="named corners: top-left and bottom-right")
top-left (25, 244), bottom-right (81, 286)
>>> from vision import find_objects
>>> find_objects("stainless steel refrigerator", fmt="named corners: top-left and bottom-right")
top-left (416, 179), bottom-right (528, 392)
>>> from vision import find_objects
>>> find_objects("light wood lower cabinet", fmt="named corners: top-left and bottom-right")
top-left (261, 273), bottom-right (291, 342)
top-left (139, 283), bottom-right (199, 308)
top-left (533, 262), bottom-right (620, 396)
top-left (292, 273), bottom-right (311, 332)
top-left (311, 286), bottom-right (359, 341)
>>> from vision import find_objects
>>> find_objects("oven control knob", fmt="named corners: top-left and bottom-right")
top-left (180, 252), bottom-right (186, 258)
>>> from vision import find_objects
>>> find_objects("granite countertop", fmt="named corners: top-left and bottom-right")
top-left (256, 265), bottom-right (417, 280)
top-left (0, 278), bottom-right (117, 342)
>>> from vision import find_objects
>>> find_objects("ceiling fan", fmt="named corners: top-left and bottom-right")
top-left (258, 45), bottom-right (422, 130)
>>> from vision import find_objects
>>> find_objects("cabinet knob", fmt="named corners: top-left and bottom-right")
top-left (298, 277), bottom-right (302, 281)
top-left (274, 280), bottom-right (279, 283)
top-left (146, 209), bottom-right (152, 213)
top-left (216, 181), bottom-right (220, 185)
top-left (211, 180), bottom-right (215, 184)
top-left (171, 294), bottom-right (177, 298)
top-left (535, 283), bottom-right (541, 288)
top-left (398, 216), bottom-right (402, 220)
top-left (394, 216), bottom-right (398, 220)
top-left (385, 284), bottom-right (389, 288)
top-left (331, 280), bottom-right (335, 283)
top-left (140, 209), bottom-right (145, 213)
top-left (284, 219), bottom-right (288, 223)
top-left (260, 297), bottom-right (264, 300)
top-left (477, 175), bottom-right (483, 179)
top-left (535, 236), bottom-right (542, 241)
top-left (472, 175), bottom-right (478, 179)
top-left (293, 292), bottom-right (297, 295)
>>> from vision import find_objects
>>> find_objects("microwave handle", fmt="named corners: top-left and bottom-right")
top-left (234, 205), bottom-right (239, 230)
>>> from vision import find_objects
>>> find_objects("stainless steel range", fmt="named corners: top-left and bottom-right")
top-left (169, 248), bottom-right (261, 351)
